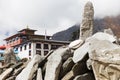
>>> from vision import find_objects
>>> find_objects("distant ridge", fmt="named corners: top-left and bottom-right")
top-left (52, 24), bottom-right (80, 41)
top-left (52, 15), bottom-right (120, 41)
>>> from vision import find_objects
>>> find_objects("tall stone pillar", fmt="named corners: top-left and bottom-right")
top-left (80, 1), bottom-right (94, 40)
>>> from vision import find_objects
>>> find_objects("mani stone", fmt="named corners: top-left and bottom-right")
top-left (16, 55), bottom-right (43, 80)
top-left (45, 47), bottom-right (70, 80)
top-left (73, 72), bottom-right (95, 80)
top-left (87, 32), bottom-right (116, 43)
top-left (80, 1), bottom-right (94, 40)
top-left (73, 32), bottom-right (116, 63)
top-left (0, 68), bottom-right (13, 80)
top-left (68, 39), bottom-right (84, 49)
top-left (36, 68), bottom-right (43, 80)
top-left (87, 38), bottom-right (119, 61)
top-left (60, 57), bottom-right (75, 78)
top-left (104, 28), bottom-right (114, 36)
top-left (62, 61), bottom-right (89, 80)
top-left (3, 48), bottom-right (17, 65)
top-left (86, 38), bottom-right (120, 80)
top-left (73, 42), bottom-right (89, 63)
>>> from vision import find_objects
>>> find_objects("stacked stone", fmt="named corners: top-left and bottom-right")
top-left (1, 30), bottom-right (118, 80)
top-left (80, 1), bottom-right (94, 40)
top-left (1, 1), bottom-right (120, 80)
top-left (0, 43), bottom-right (95, 80)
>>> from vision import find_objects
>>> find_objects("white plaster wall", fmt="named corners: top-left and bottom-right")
top-left (17, 43), bottom-right (34, 59)
top-left (0, 62), bottom-right (2, 67)
top-left (32, 43), bottom-right (36, 58)
top-left (41, 43), bottom-right (44, 56)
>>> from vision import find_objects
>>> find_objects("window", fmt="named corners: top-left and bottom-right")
top-left (36, 50), bottom-right (41, 55)
top-left (0, 54), bottom-right (3, 57)
top-left (9, 40), bottom-right (12, 43)
top-left (29, 57), bottom-right (31, 59)
top-left (44, 51), bottom-right (48, 56)
top-left (6, 41), bottom-right (9, 44)
top-left (15, 47), bottom-right (18, 51)
top-left (2, 62), bottom-right (4, 66)
top-left (1, 54), bottom-right (3, 57)
top-left (22, 36), bottom-right (27, 39)
top-left (51, 45), bottom-right (57, 49)
top-left (29, 43), bottom-right (31, 49)
top-left (29, 50), bottom-right (31, 56)
top-left (24, 45), bottom-right (27, 50)
top-left (20, 46), bottom-right (22, 51)
top-left (51, 45), bottom-right (61, 50)
top-left (12, 38), bottom-right (15, 42)
top-left (36, 43), bottom-right (41, 49)
top-left (16, 37), bottom-right (19, 40)
top-left (44, 44), bottom-right (48, 49)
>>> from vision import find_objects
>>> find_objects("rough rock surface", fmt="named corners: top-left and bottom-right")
top-left (104, 28), bottom-right (114, 36)
top-left (68, 39), bottom-right (84, 49)
top-left (16, 55), bottom-right (43, 80)
top-left (88, 38), bottom-right (119, 60)
top-left (80, 1), bottom-right (94, 40)
top-left (60, 57), bottom-right (75, 78)
top-left (0, 68), bottom-right (13, 80)
top-left (73, 42), bottom-right (89, 63)
top-left (88, 41), bottom-right (120, 80)
top-left (36, 68), bottom-right (43, 80)
top-left (73, 32), bottom-right (117, 63)
top-left (87, 32), bottom-right (116, 42)
top-left (45, 47), bottom-right (70, 80)
top-left (3, 48), bottom-right (17, 65)
top-left (1, 1), bottom-right (120, 80)
top-left (73, 72), bottom-right (95, 80)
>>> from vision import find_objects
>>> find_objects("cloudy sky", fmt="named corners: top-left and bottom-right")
top-left (0, 0), bottom-right (120, 45)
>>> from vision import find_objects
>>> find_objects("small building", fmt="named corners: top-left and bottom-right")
top-left (3, 27), bottom-right (69, 59)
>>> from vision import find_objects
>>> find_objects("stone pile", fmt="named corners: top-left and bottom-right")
top-left (0, 40), bottom-right (95, 80)
top-left (1, 1), bottom-right (120, 80)
top-left (1, 31), bottom-right (119, 80)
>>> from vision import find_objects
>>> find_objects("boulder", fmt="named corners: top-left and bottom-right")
top-left (62, 56), bottom-right (89, 80)
top-left (73, 72), bottom-right (95, 80)
top-left (36, 68), bottom-right (43, 80)
top-left (45, 47), bottom-right (71, 80)
top-left (88, 38), bottom-right (119, 61)
top-left (86, 59), bottom-right (92, 70)
top-left (72, 61), bottom-right (89, 76)
top-left (87, 32), bottom-right (116, 43)
top-left (80, 1), bottom-right (94, 40)
top-left (13, 67), bottom-right (24, 76)
top-left (16, 55), bottom-right (43, 80)
top-left (104, 28), bottom-right (114, 36)
top-left (11, 62), bottom-right (23, 69)
top-left (0, 68), bottom-right (13, 80)
top-left (73, 42), bottom-right (89, 63)
top-left (87, 38), bottom-right (120, 80)
top-left (61, 71), bottom-right (74, 80)
top-left (91, 48), bottom-right (120, 80)
top-left (6, 76), bottom-right (15, 80)
top-left (68, 39), bottom-right (84, 49)
top-left (73, 32), bottom-right (117, 63)
top-left (3, 48), bottom-right (17, 65)
top-left (60, 57), bottom-right (75, 78)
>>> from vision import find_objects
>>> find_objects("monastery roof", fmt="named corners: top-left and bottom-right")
top-left (4, 33), bottom-right (51, 41)
top-left (18, 28), bottom-right (37, 32)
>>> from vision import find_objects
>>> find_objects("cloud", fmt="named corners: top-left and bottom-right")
top-left (92, 0), bottom-right (120, 18)
top-left (0, 0), bottom-right (120, 45)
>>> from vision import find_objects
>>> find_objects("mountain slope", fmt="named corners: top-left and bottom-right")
top-left (52, 24), bottom-right (80, 41)
top-left (52, 15), bottom-right (120, 41)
